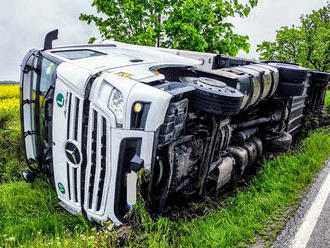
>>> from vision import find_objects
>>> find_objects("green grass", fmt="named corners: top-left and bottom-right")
top-left (325, 89), bottom-right (330, 107)
top-left (0, 181), bottom-right (92, 247)
top-left (0, 88), bottom-right (24, 183)
top-left (0, 85), bottom-right (330, 247)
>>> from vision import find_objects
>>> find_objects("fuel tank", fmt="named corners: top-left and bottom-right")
top-left (211, 63), bottom-right (279, 110)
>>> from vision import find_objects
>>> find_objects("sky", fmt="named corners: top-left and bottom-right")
top-left (0, 0), bottom-right (327, 81)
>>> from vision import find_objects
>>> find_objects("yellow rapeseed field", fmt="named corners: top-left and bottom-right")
top-left (0, 85), bottom-right (20, 99)
top-left (0, 85), bottom-right (20, 120)
top-left (0, 98), bottom-right (20, 114)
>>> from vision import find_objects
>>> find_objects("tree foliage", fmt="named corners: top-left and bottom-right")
top-left (80, 0), bottom-right (258, 56)
top-left (257, 3), bottom-right (330, 72)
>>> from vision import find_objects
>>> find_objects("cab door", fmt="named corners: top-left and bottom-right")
top-left (20, 52), bottom-right (57, 170)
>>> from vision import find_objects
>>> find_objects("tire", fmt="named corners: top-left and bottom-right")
top-left (180, 77), bottom-right (243, 115)
top-left (268, 62), bottom-right (308, 84)
top-left (277, 82), bottom-right (305, 97)
top-left (264, 131), bottom-right (292, 152)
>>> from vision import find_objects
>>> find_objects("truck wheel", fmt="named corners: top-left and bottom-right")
top-left (277, 82), bottom-right (305, 97)
top-left (268, 62), bottom-right (308, 83)
top-left (180, 77), bottom-right (243, 115)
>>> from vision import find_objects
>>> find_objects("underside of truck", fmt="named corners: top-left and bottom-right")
top-left (144, 64), bottom-right (329, 213)
top-left (19, 30), bottom-right (329, 225)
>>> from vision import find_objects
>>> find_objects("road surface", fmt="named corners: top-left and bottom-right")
top-left (272, 159), bottom-right (330, 248)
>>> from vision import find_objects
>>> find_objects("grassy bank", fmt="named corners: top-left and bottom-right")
top-left (0, 85), bottom-right (330, 247)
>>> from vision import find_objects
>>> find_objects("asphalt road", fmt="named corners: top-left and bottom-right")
top-left (306, 193), bottom-right (330, 248)
top-left (272, 159), bottom-right (330, 248)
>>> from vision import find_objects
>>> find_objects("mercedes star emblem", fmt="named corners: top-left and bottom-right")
top-left (65, 141), bottom-right (81, 165)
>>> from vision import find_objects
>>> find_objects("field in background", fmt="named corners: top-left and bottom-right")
top-left (0, 85), bottom-right (22, 183)
top-left (0, 84), bottom-right (329, 247)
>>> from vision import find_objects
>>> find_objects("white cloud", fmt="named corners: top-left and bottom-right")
top-left (231, 0), bottom-right (328, 59)
top-left (0, 0), bottom-right (98, 81)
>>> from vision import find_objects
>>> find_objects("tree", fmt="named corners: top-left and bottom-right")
top-left (80, 0), bottom-right (258, 56)
top-left (257, 3), bottom-right (330, 72)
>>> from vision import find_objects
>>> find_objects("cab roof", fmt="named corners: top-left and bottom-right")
top-left (44, 42), bottom-right (202, 73)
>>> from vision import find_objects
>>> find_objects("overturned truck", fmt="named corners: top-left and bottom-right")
top-left (20, 30), bottom-right (329, 225)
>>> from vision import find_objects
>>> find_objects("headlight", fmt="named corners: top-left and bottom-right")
top-left (108, 88), bottom-right (124, 127)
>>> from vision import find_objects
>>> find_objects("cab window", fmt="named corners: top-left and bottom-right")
top-left (40, 59), bottom-right (56, 93)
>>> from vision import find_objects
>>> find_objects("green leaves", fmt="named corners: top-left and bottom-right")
top-left (80, 0), bottom-right (258, 56)
top-left (257, 3), bottom-right (330, 72)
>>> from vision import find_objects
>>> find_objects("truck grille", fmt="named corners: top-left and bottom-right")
top-left (65, 91), bottom-right (111, 216)
top-left (66, 93), bottom-right (82, 205)
top-left (84, 107), bottom-right (110, 214)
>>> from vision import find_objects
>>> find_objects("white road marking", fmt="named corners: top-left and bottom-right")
top-left (291, 167), bottom-right (330, 248)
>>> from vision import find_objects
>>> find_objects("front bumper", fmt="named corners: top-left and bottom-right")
top-left (105, 129), bottom-right (155, 224)
top-left (84, 126), bottom-right (155, 225)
